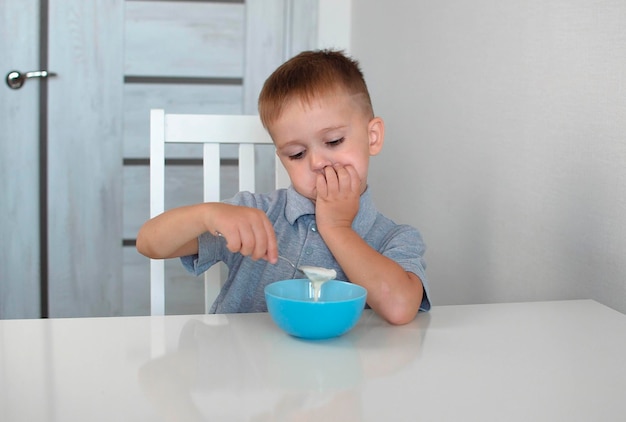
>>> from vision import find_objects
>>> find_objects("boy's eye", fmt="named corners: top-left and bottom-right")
top-left (288, 151), bottom-right (305, 160)
top-left (285, 137), bottom-right (344, 160)
top-left (327, 137), bottom-right (345, 147)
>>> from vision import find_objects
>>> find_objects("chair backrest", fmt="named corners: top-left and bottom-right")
top-left (149, 109), bottom-right (288, 315)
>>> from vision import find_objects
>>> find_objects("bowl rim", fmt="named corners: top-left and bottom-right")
top-left (264, 279), bottom-right (367, 304)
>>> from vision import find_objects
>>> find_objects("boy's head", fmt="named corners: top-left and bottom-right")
top-left (258, 49), bottom-right (374, 128)
top-left (259, 50), bottom-right (384, 202)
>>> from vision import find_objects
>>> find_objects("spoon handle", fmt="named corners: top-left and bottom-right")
top-left (278, 255), bottom-right (303, 274)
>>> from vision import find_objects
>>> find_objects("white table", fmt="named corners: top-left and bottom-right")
top-left (1, 300), bottom-right (625, 421)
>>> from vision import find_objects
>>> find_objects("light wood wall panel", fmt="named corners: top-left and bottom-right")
top-left (0, 0), bottom-right (41, 319)
top-left (124, 1), bottom-right (245, 77)
top-left (47, 0), bottom-right (125, 317)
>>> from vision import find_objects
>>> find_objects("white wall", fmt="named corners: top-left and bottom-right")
top-left (351, 0), bottom-right (626, 312)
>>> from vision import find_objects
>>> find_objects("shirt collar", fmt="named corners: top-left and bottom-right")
top-left (284, 185), bottom-right (378, 236)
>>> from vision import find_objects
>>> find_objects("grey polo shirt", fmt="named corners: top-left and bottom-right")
top-left (181, 186), bottom-right (430, 314)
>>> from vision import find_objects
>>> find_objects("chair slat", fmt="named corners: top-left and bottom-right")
top-left (203, 144), bottom-right (221, 202)
top-left (149, 109), bottom-right (166, 316)
top-left (164, 114), bottom-right (273, 144)
top-left (239, 144), bottom-right (256, 193)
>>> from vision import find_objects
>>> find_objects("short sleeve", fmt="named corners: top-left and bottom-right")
top-left (180, 231), bottom-right (223, 276)
top-left (380, 225), bottom-right (431, 312)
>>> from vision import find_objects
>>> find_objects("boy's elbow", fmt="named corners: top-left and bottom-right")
top-left (385, 307), bottom-right (419, 326)
top-left (383, 274), bottom-right (425, 325)
top-left (382, 284), bottom-right (423, 325)
top-left (135, 233), bottom-right (157, 258)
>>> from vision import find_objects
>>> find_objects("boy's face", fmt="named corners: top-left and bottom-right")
top-left (268, 92), bottom-right (384, 202)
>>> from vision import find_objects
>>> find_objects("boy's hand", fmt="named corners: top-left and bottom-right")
top-left (314, 163), bottom-right (361, 230)
top-left (210, 203), bottom-right (278, 263)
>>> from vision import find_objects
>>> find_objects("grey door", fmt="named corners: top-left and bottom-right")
top-left (1, 0), bottom-right (124, 318)
top-left (1, 0), bottom-right (42, 318)
top-left (1, 0), bottom-right (318, 319)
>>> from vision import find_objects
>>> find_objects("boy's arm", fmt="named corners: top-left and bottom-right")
top-left (136, 203), bottom-right (207, 259)
top-left (136, 202), bottom-right (278, 263)
top-left (315, 164), bottom-right (424, 325)
top-left (320, 227), bottom-right (424, 325)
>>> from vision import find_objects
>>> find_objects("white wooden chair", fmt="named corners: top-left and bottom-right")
top-left (149, 109), bottom-right (289, 315)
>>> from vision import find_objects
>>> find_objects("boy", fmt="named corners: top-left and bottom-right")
top-left (137, 50), bottom-right (430, 325)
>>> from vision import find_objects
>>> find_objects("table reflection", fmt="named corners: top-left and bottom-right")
top-left (138, 311), bottom-right (430, 420)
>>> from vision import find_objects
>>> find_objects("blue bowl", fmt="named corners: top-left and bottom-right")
top-left (264, 279), bottom-right (367, 340)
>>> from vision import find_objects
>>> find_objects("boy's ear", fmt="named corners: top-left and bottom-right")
top-left (368, 117), bottom-right (385, 156)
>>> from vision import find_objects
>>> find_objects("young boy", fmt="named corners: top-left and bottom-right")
top-left (137, 50), bottom-right (430, 325)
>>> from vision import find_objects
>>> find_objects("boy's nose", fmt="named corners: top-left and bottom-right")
top-left (309, 150), bottom-right (332, 172)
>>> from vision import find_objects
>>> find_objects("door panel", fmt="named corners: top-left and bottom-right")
top-left (125, 1), bottom-right (245, 78)
top-left (47, 0), bottom-right (124, 317)
top-left (0, 0), bottom-right (41, 318)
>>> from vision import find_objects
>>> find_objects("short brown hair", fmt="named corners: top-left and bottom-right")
top-left (258, 49), bottom-right (374, 128)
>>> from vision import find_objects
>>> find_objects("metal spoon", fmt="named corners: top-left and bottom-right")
top-left (278, 255), bottom-right (303, 273)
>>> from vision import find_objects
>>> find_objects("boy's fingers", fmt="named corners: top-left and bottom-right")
top-left (263, 219), bottom-right (278, 264)
top-left (323, 165), bottom-right (339, 194)
top-left (215, 208), bottom-right (276, 262)
top-left (251, 221), bottom-right (272, 260)
top-left (334, 164), bottom-right (352, 192)
top-left (345, 165), bottom-right (361, 192)
top-left (316, 172), bottom-right (328, 198)
top-left (237, 224), bottom-right (255, 256)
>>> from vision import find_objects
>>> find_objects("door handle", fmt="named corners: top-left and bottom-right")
top-left (5, 70), bottom-right (57, 89)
